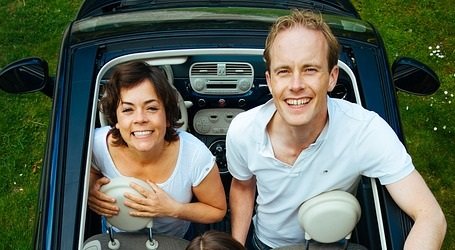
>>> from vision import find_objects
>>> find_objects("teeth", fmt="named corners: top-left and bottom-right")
top-left (133, 130), bottom-right (152, 136)
top-left (287, 98), bottom-right (310, 105)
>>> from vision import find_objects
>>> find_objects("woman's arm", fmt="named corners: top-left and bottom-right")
top-left (178, 163), bottom-right (227, 223)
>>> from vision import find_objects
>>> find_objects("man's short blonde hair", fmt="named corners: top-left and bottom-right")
top-left (263, 9), bottom-right (340, 71)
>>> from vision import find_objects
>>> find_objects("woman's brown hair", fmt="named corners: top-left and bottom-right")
top-left (99, 61), bottom-right (182, 146)
top-left (185, 230), bottom-right (246, 250)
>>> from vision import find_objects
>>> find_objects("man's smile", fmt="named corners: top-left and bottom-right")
top-left (285, 98), bottom-right (311, 106)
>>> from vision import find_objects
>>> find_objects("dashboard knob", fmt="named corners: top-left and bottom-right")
top-left (193, 78), bottom-right (205, 91)
top-left (238, 79), bottom-right (251, 91)
top-left (238, 98), bottom-right (246, 107)
top-left (197, 99), bottom-right (206, 107)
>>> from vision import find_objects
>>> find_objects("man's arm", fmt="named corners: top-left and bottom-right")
top-left (229, 176), bottom-right (257, 245)
top-left (386, 170), bottom-right (446, 249)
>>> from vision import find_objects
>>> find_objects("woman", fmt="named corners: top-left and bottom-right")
top-left (88, 61), bottom-right (226, 238)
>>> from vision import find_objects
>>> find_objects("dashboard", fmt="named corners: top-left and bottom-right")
top-left (97, 49), bottom-right (357, 184)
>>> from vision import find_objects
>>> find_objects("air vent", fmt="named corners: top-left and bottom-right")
top-left (226, 64), bottom-right (253, 75)
top-left (191, 63), bottom-right (218, 76)
top-left (189, 62), bottom-right (254, 95)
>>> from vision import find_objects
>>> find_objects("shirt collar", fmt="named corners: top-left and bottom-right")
top-left (255, 97), bottom-right (334, 154)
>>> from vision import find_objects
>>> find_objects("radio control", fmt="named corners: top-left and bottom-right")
top-left (189, 62), bottom-right (254, 95)
top-left (193, 78), bottom-right (205, 91)
top-left (193, 108), bottom-right (244, 135)
top-left (239, 79), bottom-right (251, 91)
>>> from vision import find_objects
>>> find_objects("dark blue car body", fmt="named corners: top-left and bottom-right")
top-left (0, 1), bottom-right (440, 249)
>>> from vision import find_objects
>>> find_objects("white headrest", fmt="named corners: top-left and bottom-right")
top-left (298, 190), bottom-right (361, 243)
top-left (100, 177), bottom-right (154, 231)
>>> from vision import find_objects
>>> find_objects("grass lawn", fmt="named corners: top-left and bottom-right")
top-left (0, 1), bottom-right (83, 249)
top-left (0, 1), bottom-right (453, 249)
top-left (352, 1), bottom-right (455, 249)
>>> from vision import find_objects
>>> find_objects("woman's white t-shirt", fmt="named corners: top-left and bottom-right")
top-left (92, 126), bottom-right (215, 237)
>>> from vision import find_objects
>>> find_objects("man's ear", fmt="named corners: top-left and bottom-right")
top-left (328, 65), bottom-right (339, 92)
top-left (265, 70), bottom-right (272, 93)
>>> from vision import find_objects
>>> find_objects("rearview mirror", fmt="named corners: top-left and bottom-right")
top-left (392, 57), bottom-right (440, 95)
top-left (0, 57), bottom-right (51, 96)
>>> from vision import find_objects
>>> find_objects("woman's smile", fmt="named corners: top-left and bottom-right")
top-left (132, 130), bottom-right (153, 137)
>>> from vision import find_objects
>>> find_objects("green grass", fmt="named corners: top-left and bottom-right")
top-left (352, 1), bottom-right (455, 249)
top-left (0, 1), bottom-right (453, 249)
top-left (0, 1), bottom-right (82, 249)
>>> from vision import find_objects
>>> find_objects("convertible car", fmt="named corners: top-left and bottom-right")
top-left (0, 0), bottom-right (440, 249)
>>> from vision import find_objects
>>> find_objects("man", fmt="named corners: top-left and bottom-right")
top-left (226, 9), bottom-right (446, 250)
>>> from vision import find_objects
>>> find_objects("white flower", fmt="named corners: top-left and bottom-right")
top-left (434, 127), bottom-right (438, 131)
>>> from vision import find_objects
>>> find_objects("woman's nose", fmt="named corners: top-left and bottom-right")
top-left (134, 109), bottom-right (149, 123)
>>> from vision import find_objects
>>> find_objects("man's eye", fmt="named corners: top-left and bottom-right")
top-left (305, 68), bottom-right (318, 73)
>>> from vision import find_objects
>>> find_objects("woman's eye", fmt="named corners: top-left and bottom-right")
top-left (121, 107), bottom-right (133, 113)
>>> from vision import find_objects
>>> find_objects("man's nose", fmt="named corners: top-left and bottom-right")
top-left (290, 73), bottom-right (306, 91)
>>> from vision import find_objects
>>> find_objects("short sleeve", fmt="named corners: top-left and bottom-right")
top-left (178, 132), bottom-right (216, 187)
top-left (359, 115), bottom-right (415, 185)
top-left (226, 113), bottom-right (254, 180)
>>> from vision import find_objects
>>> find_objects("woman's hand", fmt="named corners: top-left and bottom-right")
top-left (124, 180), bottom-right (182, 218)
top-left (123, 164), bottom-right (227, 224)
top-left (88, 176), bottom-right (119, 217)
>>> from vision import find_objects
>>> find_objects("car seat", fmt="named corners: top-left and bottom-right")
top-left (82, 177), bottom-right (189, 250)
top-left (273, 190), bottom-right (367, 250)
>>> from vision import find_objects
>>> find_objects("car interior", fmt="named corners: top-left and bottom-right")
top-left (82, 48), bottom-right (381, 249)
